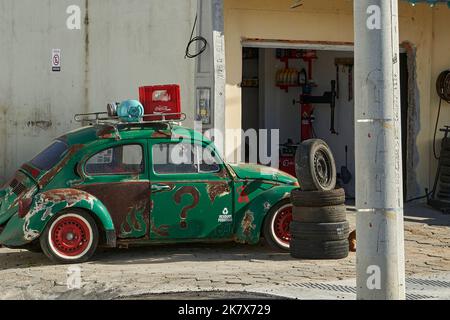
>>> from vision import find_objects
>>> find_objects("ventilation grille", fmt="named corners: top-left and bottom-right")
top-left (9, 179), bottom-right (27, 196)
top-left (286, 282), bottom-right (438, 300)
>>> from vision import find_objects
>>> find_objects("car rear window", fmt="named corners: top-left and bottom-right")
top-left (30, 140), bottom-right (69, 171)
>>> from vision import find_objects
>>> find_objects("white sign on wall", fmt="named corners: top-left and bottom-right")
top-left (52, 49), bottom-right (61, 72)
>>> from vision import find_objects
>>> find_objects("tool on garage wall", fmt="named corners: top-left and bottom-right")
top-left (335, 58), bottom-right (354, 102)
top-left (296, 81), bottom-right (338, 136)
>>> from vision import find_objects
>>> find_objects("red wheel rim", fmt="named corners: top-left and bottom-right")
top-left (273, 206), bottom-right (292, 244)
top-left (50, 216), bottom-right (91, 257)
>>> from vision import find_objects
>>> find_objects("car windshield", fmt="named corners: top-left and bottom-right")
top-left (30, 140), bottom-right (69, 171)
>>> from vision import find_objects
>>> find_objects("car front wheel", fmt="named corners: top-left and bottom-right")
top-left (40, 209), bottom-right (99, 264)
top-left (263, 199), bottom-right (292, 251)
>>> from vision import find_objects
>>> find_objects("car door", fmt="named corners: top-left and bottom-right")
top-left (149, 139), bottom-right (233, 240)
top-left (73, 140), bottom-right (151, 240)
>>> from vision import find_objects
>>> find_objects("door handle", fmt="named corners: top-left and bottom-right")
top-left (151, 184), bottom-right (172, 192)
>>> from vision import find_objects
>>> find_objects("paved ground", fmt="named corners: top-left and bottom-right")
top-left (0, 204), bottom-right (449, 300)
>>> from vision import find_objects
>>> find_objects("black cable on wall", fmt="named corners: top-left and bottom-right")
top-left (185, 14), bottom-right (208, 59)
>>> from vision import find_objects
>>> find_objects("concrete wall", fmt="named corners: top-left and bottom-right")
top-left (224, 0), bottom-right (450, 199)
top-left (259, 48), bottom-right (301, 144)
top-left (0, 0), bottom-right (196, 184)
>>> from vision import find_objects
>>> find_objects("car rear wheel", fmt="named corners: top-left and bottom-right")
top-left (23, 241), bottom-right (42, 253)
top-left (262, 199), bottom-right (292, 251)
top-left (40, 209), bottom-right (99, 264)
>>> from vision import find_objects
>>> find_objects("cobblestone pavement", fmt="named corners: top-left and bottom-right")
top-left (0, 204), bottom-right (449, 300)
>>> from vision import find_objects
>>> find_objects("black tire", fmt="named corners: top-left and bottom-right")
top-left (290, 221), bottom-right (349, 241)
top-left (40, 209), bottom-right (99, 264)
top-left (22, 241), bottom-right (42, 253)
top-left (441, 150), bottom-right (450, 159)
top-left (262, 199), bottom-right (292, 252)
top-left (442, 175), bottom-right (450, 184)
top-left (295, 139), bottom-right (337, 191)
top-left (438, 192), bottom-right (450, 200)
top-left (290, 239), bottom-right (349, 260)
top-left (441, 166), bottom-right (450, 176)
top-left (440, 183), bottom-right (450, 193)
top-left (291, 188), bottom-right (345, 207)
top-left (443, 138), bottom-right (450, 150)
top-left (292, 205), bottom-right (347, 223)
top-left (441, 158), bottom-right (450, 167)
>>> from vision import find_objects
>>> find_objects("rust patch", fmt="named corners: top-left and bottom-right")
top-left (174, 186), bottom-right (200, 229)
top-left (96, 126), bottom-right (115, 139)
top-left (216, 169), bottom-right (229, 179)
top-left (151, 217), bottom-right (170, 237)
top-left (37, 189), bottom-right (93, 204)
top-left (207, 182), bottom-right (230, 203)
top-left (76, 182), bottom-right (150, 239)
top-left (151, 130), bottom-right (172, 138)
top-left (241, 211), bottom-right (256, 237)
top-left (120, 200), bottom-right (148, 237)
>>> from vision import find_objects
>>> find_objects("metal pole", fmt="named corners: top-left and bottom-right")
top-left (354, 0), bottom-right (406, 300)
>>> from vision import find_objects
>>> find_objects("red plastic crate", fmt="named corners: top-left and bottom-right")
top-left (139, 84), bottom-right (181, 121)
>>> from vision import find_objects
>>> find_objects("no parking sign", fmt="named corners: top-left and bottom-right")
top-left (52, 49), bottom-right (61, 72)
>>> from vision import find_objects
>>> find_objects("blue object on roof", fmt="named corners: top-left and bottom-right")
top-left (117, 100), bottom-right (145, 123)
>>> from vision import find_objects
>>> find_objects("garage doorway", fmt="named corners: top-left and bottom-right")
top-left (241, 42), bottom-right (410, 200)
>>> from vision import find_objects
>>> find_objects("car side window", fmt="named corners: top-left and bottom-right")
top-left (85, 144), bottom-right (144, 176)
top-left (153, 143), bottom-right (220, 175)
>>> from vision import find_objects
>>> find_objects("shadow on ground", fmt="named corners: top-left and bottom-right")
top-left (0, 242), bottom-right (292, 271)
top-left (93, 242), bottom-right (293, 266)
top-left (404, 203), bottom-right (450, 227)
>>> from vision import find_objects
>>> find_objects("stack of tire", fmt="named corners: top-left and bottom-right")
top-left (438, 137), bottom-right (450, 202)
top-left (290, 139), bottom-right (350, 260)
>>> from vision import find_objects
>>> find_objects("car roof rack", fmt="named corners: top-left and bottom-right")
top-left (74, 112), bottom-right (187, 140)
top-left (74, 112), bottom-right (186, 126)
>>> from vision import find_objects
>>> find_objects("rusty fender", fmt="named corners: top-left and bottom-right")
top-left (233, 186), bottom-right (294, 245)
top-left (20, 189), bottom-right (114, 244)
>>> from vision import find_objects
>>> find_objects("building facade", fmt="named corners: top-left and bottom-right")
top-left (0, 0), bottom-right (449, 200)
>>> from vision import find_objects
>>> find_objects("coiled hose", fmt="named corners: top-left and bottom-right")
top-left (433, 70), bottom-right (450, 160)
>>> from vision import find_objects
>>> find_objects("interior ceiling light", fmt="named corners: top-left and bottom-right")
top-left (291, 0), bottom-right (303, 9)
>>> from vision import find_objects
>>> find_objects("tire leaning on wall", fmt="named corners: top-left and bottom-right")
top-left (295, 139), bottom-right (337, 192)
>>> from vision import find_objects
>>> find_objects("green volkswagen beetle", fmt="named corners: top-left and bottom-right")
top-left (0, 116), bottom-right (298, 263)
